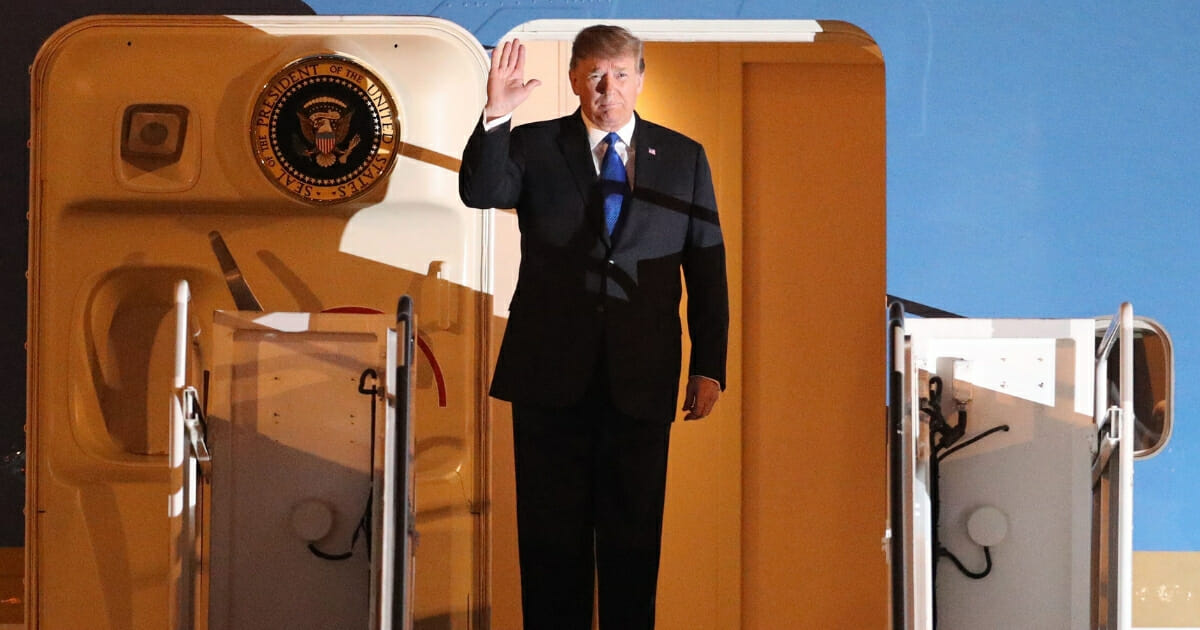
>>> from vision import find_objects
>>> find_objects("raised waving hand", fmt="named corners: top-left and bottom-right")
top-left (484, 39), bottom-right (542, 122)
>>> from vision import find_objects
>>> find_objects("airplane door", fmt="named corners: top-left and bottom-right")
top-left (29, 16), bottom-right (491, 629)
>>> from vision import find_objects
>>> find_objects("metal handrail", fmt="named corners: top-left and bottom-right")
top-left (1092, 303), bottom-right (1134, 630)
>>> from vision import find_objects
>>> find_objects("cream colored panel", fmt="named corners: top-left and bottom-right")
top-left (29, 16), bottom-right (489, 630)
top-left (206, 312), bottom-right (390, 630)
top-left (742, 58), bottom-right (886, 629)
top-left (1133, 551), bottom-right (1200, 628)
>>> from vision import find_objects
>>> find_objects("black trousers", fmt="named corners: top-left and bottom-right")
top-left (511, 376), bottom-right (672, 630)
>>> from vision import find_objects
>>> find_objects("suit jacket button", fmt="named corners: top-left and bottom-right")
top-left (596, 304), bottom-right (605, 313)
top-left (606, 259), bottom-right (615, 266)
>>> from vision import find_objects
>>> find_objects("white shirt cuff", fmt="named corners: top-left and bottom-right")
top-left (482, 112), bottom-right (512, 132)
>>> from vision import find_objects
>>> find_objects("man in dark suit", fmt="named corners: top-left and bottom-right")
top-left (459, 25), bottom-right (728, 630)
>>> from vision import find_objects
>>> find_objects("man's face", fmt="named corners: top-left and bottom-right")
top-left (569, 54), bottom-right (644, 131)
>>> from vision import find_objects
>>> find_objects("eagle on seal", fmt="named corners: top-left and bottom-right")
top-left (296, 96), bottom-right (361, 167)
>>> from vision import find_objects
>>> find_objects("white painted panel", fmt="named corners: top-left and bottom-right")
top-left (907, 318), bottom-right (1097, 630)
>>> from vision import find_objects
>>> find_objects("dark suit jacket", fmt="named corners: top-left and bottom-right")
top-left (459, 110), bottom-right (728, 421)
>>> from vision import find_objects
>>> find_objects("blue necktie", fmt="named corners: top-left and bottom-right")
top-left (599, 132), bottom-right (628, 236)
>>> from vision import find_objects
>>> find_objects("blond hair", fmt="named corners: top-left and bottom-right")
top-left (569, 25), bottom-right (645, 73)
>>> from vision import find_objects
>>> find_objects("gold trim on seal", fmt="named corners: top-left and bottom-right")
top-left (251, 55), bottom-right (399, 204)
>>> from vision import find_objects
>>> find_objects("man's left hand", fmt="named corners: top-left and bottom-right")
top-left (682, 376), bottom-right (720, 421)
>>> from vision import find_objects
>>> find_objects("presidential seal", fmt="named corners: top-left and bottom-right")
top-left (252, 55), bottom-right (399, 203)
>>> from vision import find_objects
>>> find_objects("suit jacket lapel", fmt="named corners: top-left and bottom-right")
top-left (630, 114), bottom-right (664, 228)
top-left (556, 110), bottom-right (609, 246)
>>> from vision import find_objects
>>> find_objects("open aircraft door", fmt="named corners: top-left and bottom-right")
top-left (29, 16), bottom-right (491, 629)
top-left (886, 303), bottom-right (1172, 629)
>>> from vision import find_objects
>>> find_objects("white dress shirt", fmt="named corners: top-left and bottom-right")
top-left (581, 113), bottom-right (636, 183)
